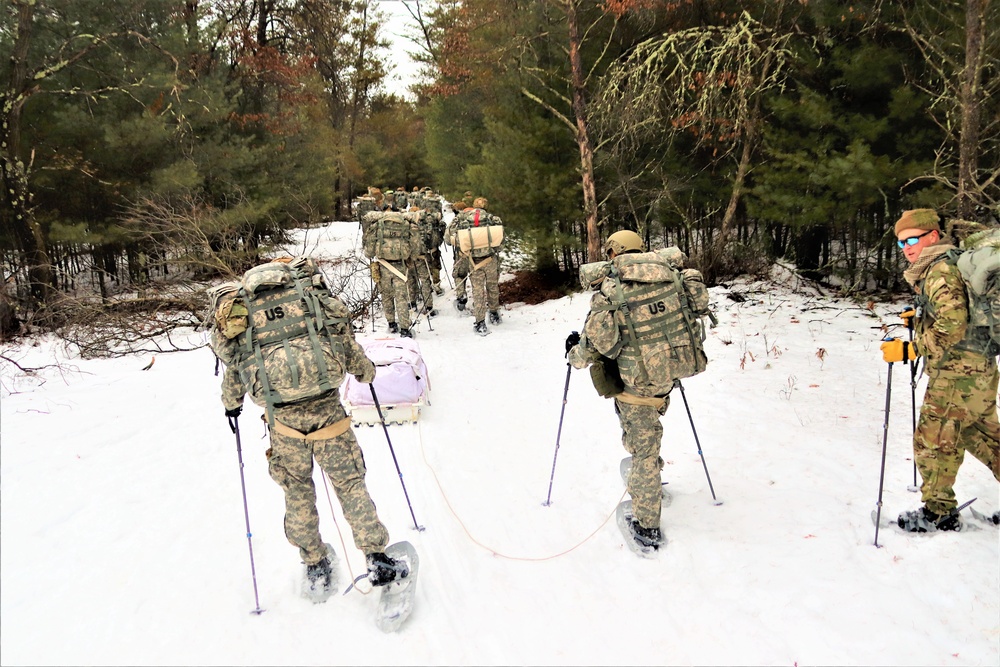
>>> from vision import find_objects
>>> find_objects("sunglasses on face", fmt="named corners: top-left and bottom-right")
top-left (897, 231), bottom-right (934, 249)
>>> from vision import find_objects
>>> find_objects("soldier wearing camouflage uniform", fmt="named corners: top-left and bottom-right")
top-left (881, 209), bottom-right (1000, 531)
top-left (422, 188), bottom-right (446, 294)
top-left (449, 200), bottom-right (472, 311)
top-left (565, 230), bottom-right (711, 551)
top-left (405, 205), bottom-right (437, 317)
top-left (363, 197), bottom-right (420, 337)
top-left (448, 197), bottom-right (503, 334)
top-left (355, 187), bottom-right (379, 228)
top-left (215, 262), bottom-right (406, 590)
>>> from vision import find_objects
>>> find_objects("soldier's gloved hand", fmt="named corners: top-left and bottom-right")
top-left (880, 338), bottom-right (920, 363)
top-left (224, 405), bottom-right (243, 418)
top-left (899, 308), bottom-right (916, 329)
top-left (355, 360), bottom-right (376, 384)
top-left (565, 331), bottom-right (581, 356)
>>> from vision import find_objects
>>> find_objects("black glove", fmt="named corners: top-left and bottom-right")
top-left (565, 331), bottom-right (581, 356)
top-left (224, 405), bottom-right (243, 418)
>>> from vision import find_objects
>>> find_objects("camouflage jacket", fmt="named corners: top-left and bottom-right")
top-left (910, 254), bottom-right (993, 370)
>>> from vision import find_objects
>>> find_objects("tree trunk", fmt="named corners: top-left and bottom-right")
top-left (565, 0), bottom-right (601, 262)
top-left (2, 0), bottom-right (56, 309)
top-left (957, 0), bottom-right (984, 218)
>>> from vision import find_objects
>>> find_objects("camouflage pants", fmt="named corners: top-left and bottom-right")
top-left (453, 251), bottom-right (471, 300)
top-left (615, 396), bottom-right (669, 530)
top-left (406, 256), bottom-right (434, 309)
top-left (268, 396), bottom-right (389, 564)
top-left (469, 255), bottom-right (500, 322)
top-left (915, 357), bottom-right (1000, 514)
top-left (429, 248), bottom-right (442, 290)
top-left (378, 260), bottom-right (411, 329)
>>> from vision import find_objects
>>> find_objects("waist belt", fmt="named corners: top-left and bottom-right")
top-left (266, 415), bottom-right (353, 440)
top-left (614, 392), bottom-right (667, 408)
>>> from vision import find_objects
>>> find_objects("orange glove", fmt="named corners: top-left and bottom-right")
top-left (880, 338), bottom-right (920, 363)
top-left (899, 308), bottom-right (916, 329)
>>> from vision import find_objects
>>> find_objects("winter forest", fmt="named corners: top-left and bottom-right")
top-left (2, 0), bottom-right (999, 339)
top-left (1, 1), bottom-right (999, 665)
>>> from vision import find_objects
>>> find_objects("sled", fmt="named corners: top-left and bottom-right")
top-left (342, 337), bottom-right (430, 426)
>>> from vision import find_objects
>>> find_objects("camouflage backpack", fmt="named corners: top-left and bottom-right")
top-left (364, 211), bottom-right (413, 261)
top-left (582, 248), bottom-right (712, 394)
top-left (207, 257), bottom-right (351, 425)
top-left (414, 209), bottom-right (442, 254)
top-left (943, 226), bottom-right (1000, 352)
top-left (355, 196), bottom-right (378, 227)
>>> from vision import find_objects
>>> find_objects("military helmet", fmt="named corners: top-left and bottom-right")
top-left (604, 230), bottom-right (644, 257)
top-left (473, 196), bottom-right (488, 209)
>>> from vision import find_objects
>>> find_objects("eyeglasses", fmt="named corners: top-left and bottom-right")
top-left (897, 231), bottom-right (934, 249)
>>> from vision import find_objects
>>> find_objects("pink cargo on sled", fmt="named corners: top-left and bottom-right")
top-left (342, 337), bottom-right (429, 425)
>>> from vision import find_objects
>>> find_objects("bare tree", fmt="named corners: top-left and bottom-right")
top-left (893, 0), bottom-right (1000, 218)
top-left (595, 8), bottom-right (794, 278)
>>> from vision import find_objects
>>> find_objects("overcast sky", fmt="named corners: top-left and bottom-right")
top-left (377, 0), bottom-right (425, 95)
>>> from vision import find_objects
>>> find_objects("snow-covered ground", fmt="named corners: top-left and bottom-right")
top-left (2, 221), bottom-right (998, 666)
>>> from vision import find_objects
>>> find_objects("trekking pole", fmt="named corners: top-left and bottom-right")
top-left (905, 315), bottom-right (919, 492)
top-left (873, 361), bottom-right (893, 548)
top-left (369, 384), bottom-right (425, 531)
top-left (228, 415), bottom-right (265, 615)
top-left (441, 247), bottom-right (454, 290)
top-left (370, 272), bottom-right (376, 333)
top-left (675, 380), bottom-right (722, 505)
top-left (543, 362), bottom-right (574, 506)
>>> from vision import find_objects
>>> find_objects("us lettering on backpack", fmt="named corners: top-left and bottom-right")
top-left (582, 248), bottom-right (712, 395)
top-left (208, 257), bottom-right (352, 425)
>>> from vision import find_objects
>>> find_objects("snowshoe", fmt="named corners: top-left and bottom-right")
top-left (489, 310), bottom-right (502, 325)
top-left (615, 499), bottom-right (663, 558)
top-left (897, 506), bottom-right (963, 533)
top-left (400, 327), bottom-right (414, 339)
top-left (473, 320), bottom-right (490, 336)
top-left (373, 542), bottom-right (419, 633)
top-left (969, 507), bottom-right (1000, 526)
top-left (301, 544), bottom-right (338, 603)
top-left (388, 322), bottom-right (399, 334)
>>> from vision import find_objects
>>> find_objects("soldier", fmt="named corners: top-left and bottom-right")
top-left (363, 196), bottom-right (420, 337)
top-left (405, 205), bottom-right (438, 318)
top-left (881, 209), bottom-right (1000, 531)
top-left (355, 187), bottom-right (379, 227)
top-left (394, 188), bottom-right (409, 211)
top-left (449, 200), bottom-right (472, 312)
top-left (422, 189), bottom-right (446, 295)
top-left (212, 258), bottom-right (408, 596)
top-left (408, 186), bottom-right (422, 209)
top-left (565, 230), bottom-right (711, 553)
top-left (448, 196), bottom-right (503, 334)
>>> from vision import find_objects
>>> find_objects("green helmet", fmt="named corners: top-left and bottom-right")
top-left (604, 230), bottom-right (644, 257)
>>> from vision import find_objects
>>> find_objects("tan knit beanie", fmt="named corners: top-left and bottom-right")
top-left (893, 209), bottom-right (940, 236)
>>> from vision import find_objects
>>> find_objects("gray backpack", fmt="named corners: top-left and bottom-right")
top-left (946, 227), bottom-right (1000, 351)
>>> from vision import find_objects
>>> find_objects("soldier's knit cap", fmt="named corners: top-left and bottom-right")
top-left (894, 209), bottom-right (941, 236)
